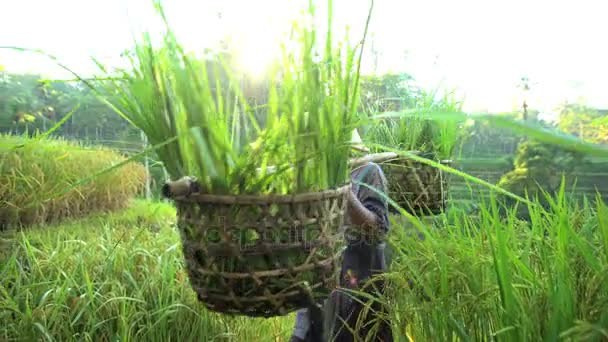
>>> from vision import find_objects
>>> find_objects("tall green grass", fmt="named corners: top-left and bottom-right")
top-left (2, 190), bottom-right (606, 340)
top-left (385, 183), bottom-right (608, 341)
top-left (0, 134), bottom-right (146, 229)
top-left (0, 200), bottom-right (295, 341)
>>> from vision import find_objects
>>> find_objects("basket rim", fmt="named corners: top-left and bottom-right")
top-left (173, 183), bottom-right (351, 205)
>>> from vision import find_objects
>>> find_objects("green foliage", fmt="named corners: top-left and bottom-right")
top-left (0, 200), bottom-right (295, 340)
top-left (92, 0), bottom-right (368, 194)
top-left (386, 188), bottom-right (608, 341)
top-left (0, 72), bottom-right (46, 129)
top-left (3, 191), bottom-right (608, 340)
top-left (364, 88), bottom-right (466, 160)
top-left (0, 200), bottom-right (302, 341)
top-left (497, 139), bottom-right (587, 219)
top-left (0, 134), bottom-right (146, 229)
top-left (457, 112), bottom-right (524, 157)
top-left (2, 1), bottom-right (608, 339)
top-left (0, 71), bottom-right (137, 141)
top-left (512, 139), bottom-right (585, 172)
top-left (557, 102), bottom-right (608, 144)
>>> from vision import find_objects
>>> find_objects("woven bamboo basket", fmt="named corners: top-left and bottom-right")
top-left (351, 152), bottom-right (451, 215)
top-left (163, 178), bottom-right (350, 318)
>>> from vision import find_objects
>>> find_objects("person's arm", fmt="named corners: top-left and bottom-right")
top-left (348, 163), bottom-right (390, 235)
top-left (347, 189), bottom-right (382, 229)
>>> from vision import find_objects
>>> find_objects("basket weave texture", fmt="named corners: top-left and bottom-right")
top-left (173, 184), bottom-right (350, 317)
top-left (380, 152), bottom-right (451, 215)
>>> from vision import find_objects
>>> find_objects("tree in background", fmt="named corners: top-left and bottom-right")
top-left (0, 71), bottom-right (138, 141)
top-left (496, 139), bottom-right (587, 220)
top-left (556, 102), bottom-right (608, 144)
top-left (495, 77), bottom-right (591, 219)
top-left (0, 73), bottom-right (46, 133)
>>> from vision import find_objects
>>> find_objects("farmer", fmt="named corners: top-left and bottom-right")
top-left (291, 129), bottom-right (393, 342)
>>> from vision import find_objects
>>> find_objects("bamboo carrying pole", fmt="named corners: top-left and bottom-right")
top-left (162, 152), bottom-right (401, 198)
top-left (349, 152), bottom-right (399, 168)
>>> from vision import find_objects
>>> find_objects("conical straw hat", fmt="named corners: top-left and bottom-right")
top-left (351, 129), bottom-right (370, 153)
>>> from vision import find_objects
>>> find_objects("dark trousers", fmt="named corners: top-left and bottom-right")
top-left (296, 242), bottom-right (393, 342)
top-left (299, 278), bottom-right (393, 342)
top-left (329, 277), bottom-right (393, 342)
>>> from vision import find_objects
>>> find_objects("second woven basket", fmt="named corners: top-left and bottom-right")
top-left (381, 152), bottom-right (451, 215)
top-left (349, 151), bottom-right (451, 215)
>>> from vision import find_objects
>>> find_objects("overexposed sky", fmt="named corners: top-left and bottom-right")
top-left (1, 0), bottom-right (607, 114)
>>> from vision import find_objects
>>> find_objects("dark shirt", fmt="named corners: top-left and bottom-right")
top-left (340, 162), bottom-right (390, 287)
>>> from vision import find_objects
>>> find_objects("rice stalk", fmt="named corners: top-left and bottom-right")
top-left (90, 0), bottom-right (370, 196)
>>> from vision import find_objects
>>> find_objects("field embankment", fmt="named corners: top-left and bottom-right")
top-left (0, 135), bottom-right (146, 229)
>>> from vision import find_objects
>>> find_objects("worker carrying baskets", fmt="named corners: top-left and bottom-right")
top-left (163, 129), bottom-right (394, 341)
top-left (290, 129), bottom-right (394, 342)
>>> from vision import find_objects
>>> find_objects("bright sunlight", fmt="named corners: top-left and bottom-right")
top-left (2, 0), bottom-right (607, 112)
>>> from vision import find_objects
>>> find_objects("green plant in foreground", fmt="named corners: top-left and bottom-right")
top-left (384, 182), bottom-right (608, 341)
top-left (0, 200), bottom-right (295, 341)
top-left (2, 190), bottom-right (607, 340)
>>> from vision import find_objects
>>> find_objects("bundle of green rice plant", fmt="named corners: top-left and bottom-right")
top-left (92, 0), bottom-right (372, 317)
top-left (363, 89), bottom-right (463, 215)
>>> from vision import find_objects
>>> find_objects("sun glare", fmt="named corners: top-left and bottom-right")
top-left (211, 0), bottom-right (344, 80)
top-left (224, 5), bottom-right (296, 79)
top-left (234, 38), bottom-right (279, 79)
